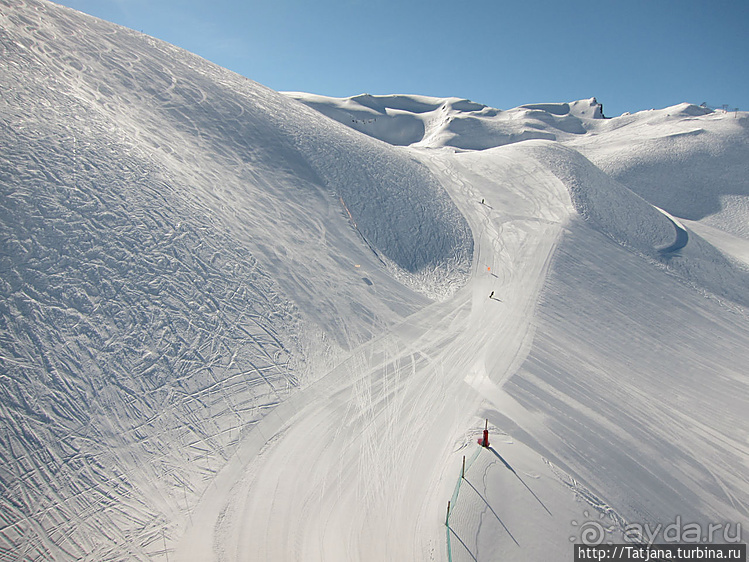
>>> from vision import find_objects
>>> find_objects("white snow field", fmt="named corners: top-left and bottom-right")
top-left (2, 1), bottom-right (749, 561)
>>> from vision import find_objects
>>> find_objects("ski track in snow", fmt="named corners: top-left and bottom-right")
top-left (174, 142), bottom-right (576, 561)
top-left (0, 108), bottom-right (299, 560)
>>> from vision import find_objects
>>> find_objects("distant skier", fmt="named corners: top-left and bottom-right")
top-left (481, 198), bottom-right (485, 205)
top-left (489, 291), bottom-right (494, 299)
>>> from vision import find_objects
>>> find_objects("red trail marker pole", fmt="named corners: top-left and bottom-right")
top-left (481, 419), bottom-right (490, 448)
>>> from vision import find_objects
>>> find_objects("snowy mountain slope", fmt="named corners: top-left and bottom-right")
top-left (198, 122), bottom-right (749, 562)
top-left (0, 0), bottom-right (472, 559)
top-left (2, 1), bottom-right (749, 562)
top-left (289, 92), bottom-right (749, 235)
top-left (282, 92), bottom-right (446, 147)
top-left (291, 92), bottom-right (749, 305)
top-left (409, 148), bottom-right (749, 561)
top-left (284, 93), bottom-right (605, 150)
top-left (286, 94), bottom-right (749, 560)
top-left (519, 141), bottom-right (749, 309)
top-left (569, 104), bottom-right (749, 234)
top-left (179, 120), bottom-right (579, 562)
top-left (483, 220), bottom-right (749, 553)
top-left (453, 217), bottom-right (749, 561)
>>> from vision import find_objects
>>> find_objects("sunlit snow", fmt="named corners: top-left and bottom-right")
top-left (1, 1), bottom-right (748, 561)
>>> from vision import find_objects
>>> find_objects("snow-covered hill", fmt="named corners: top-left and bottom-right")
top-left (291, 94), bottom-right (745, 212)
top-left (289, 91), bottom-right (749, 307)
top-left (2, 1), bottom-right (748, 561)
top-left (288, 92), bottom-right (749, 233)
top-left (1, 1), bottom-right (471, 559)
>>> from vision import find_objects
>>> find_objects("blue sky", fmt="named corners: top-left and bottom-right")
top-left (52, 0), bottom-right (748, 117)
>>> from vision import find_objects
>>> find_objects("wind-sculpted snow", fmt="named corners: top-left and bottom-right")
top-left (566, 104), bottom-right (749, 242)
top-left (572, 107), bottom-right (749, 236)
top-left (293, 91), bottom-right (748, 241)
top-left (297, 91), bottom-right (749, 307)
top-left (283, 92), bottom-right (433, 146)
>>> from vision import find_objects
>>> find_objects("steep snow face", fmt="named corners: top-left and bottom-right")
top-left (2, 2), bottom-right (473, 304)
top-left (0, 0), bottom-right (472, 558)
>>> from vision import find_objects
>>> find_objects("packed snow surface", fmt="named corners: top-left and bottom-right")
top-left (2, 1), bottom-right (748, 561)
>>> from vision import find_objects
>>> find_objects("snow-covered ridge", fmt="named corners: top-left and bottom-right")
top-left (289, 91), bottom-right (749, 234)
top-left (290, 90), bottom-right (749, 302)
top-left (284, 92), bottom-right (606, 149)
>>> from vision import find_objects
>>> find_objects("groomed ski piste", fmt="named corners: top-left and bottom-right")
top-left (1, 1), bottom-right (748, 560)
